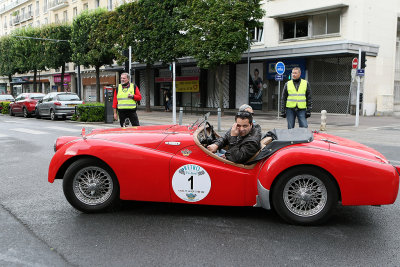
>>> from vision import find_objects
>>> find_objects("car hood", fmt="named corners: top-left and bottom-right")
top-left (314, 132), bottom-right (388, 163)
top-left (85, 124), bottom-right (194, 149)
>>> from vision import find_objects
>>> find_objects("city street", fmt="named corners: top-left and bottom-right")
top-left (1, 113), bottom-right (400, 266)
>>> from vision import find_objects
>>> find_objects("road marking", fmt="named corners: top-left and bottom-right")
top-left (45, 126), bottom-right (81, 133)
top-left (0, 133), bottom-right (7, 138)
top-left (10, 128), bottom-right (48, 135)
top-left (389, 160), bottom-right (400, 165)
top-left (3, 121), bottom-right (18, 123)
top-left (75, 124), bottom-right (116, 129)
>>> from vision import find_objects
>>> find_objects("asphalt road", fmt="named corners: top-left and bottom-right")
top-left (0, 114), bottom-right (399, 266)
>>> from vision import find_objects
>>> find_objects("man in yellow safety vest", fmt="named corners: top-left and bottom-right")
top-left (280, 67), bottom-right (312, 129)
top-left (113, 73), bottom-right (142, 127)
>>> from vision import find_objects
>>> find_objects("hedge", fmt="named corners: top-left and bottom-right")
top-left (0, 102), bottom-right (10, 114)
top-left (72, 102), bottom-right (105, 122)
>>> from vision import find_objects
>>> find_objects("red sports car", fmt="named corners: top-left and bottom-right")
top-left (48, 115), bottom-right (400, 225)
top-left (9, 93), bottom-right (45, 117)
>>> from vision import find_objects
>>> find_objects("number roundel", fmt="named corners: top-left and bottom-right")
top-left (172, 164), bottom-right (211, 202)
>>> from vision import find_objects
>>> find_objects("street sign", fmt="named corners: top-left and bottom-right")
top-left (275, 74), bottom-right (283, 81)
top-left (356, 69), bottom-right (365, 76)
top-left (352, 58), bottom-right (358, 69)
top-left (275, 62), bottom-right (285, 75)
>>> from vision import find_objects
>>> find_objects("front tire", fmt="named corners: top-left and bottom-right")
top-left (63, 158), bottom-right (120, 213)
top-left (35, 108), bottom-right (41, 119)
top-left (23, 107), bottom-right (30, 118)
top-left (9, 107), bottom-right (14, 116)
top-left (272, 167), bottom-right (338, 225)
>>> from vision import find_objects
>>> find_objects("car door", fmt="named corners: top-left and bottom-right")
top-left (169, 143), bottom-right (260, 207)
top-left (38, 94), bottom-right (49, 115)
top-left (14, 94), bottom-right (24, 113)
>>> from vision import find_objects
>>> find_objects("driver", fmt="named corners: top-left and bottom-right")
top-left (207, 112), bottom-right (261, 164)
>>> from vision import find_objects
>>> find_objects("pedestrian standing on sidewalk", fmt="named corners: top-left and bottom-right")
top-left (280, 67), bottom-right (312, 129)
top-left (113, 73), bottom-right (142, 127)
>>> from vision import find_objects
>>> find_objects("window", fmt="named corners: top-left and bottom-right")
top-left (27, 4), bottom-right (32, 18)
top-left (108, 0), bottom-right (112, 11)
top-left (55, 14), bottom-right (59, 23)
top-left (83, 3), bottom-right (88, 10)
top-left (282, 17), bottom-right (308, 39)
top-left (43, 0), bottom-right (48, 13)
top-left (21, 7), bottom-right (26, 19)
top-left (63, 10), bottom-right (67, 22)
top-left (73, 7), bottom-right (77, 18)
top-left (312, 11), bottom-right (340, 36)
top-left (44, 17), bottom-right (48, 24)
top-left (249, 27), bottom-right (264, 43)
top-left (281, 11), bottom-right (340, 40)
top-left (36, 1), bottom-right (39, 16)
top-left (95, 0), bottom-right (100, 8)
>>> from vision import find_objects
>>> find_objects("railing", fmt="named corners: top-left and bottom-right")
top-left (48, 0), bottom-right (68, 11)
top-left (0, 0), bottom-right (29, 14)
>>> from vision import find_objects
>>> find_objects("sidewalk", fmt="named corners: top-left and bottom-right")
top-left (129, 107), bottom-right (400, 133)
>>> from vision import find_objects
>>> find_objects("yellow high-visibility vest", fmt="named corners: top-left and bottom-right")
top-left (117, 83), bottom-right (136, 109)
top-left (286, 79), bottom-right (307, 109)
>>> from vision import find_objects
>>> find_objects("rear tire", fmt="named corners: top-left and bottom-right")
top-left (272, 166), bottom-right (338, 225)
top-left (50, 109), bottom-right (57, 120)
top-left (63, 158), bottom-right (120, 213)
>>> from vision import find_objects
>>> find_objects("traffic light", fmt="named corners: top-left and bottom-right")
top-left (360, 51), bottom-right (367, 69)
top-left (359, 93), bottom-right (363, 103)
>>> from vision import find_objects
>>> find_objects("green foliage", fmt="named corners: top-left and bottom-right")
top-left (0, 35), bottom-right (19, 77)
top-left (183, 0), bottom-right (264, 69)
top-left (74, 102), bottom-right (105, 122)
top-left (12, 27), bottom-right (46, 73)
top-left (41, 24), bottom-right (72, 70)
top-left (115, 0), bottom-right (187, 65)
top-left (0, 102), bottom-right (10, 114)
top-left (71, 9), bottom-right (115, 68)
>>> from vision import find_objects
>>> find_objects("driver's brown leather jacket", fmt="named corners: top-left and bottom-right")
top-left (213, 126), bottom-right (261, 164)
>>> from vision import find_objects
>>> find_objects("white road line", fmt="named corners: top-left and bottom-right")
top-left (10, 128), bottom-right (49, 135)
top-left (75, 124), bottom-right (115, 129)
top-left (3, 121), bottom-right (18, 123)
top-left (0, 133), bottom-right (8, 138)
top-left (45, 126), bottom-right (81, 133)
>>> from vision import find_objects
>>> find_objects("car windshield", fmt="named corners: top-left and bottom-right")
top-left (190, 112), bottom-right (210, 130)
top-left (31, 95), bottom-right (44, 100)
top-left (0, 95), bottom-right (14, 101)
top-left (58, 94), bottom-right (80, 101)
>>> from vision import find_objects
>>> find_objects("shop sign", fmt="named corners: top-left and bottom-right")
top-left (54, 74), bottom-right (71, 83)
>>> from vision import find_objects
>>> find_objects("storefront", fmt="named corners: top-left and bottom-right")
top-left (53, 74), bottom-right (72, 92)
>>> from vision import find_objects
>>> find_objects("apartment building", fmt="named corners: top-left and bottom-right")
top-left (1, 0), bottom-right (400, 116)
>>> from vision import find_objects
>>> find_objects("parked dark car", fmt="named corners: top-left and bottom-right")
top-left (9, 93), bottom-right (45, 117)
top-left (36, 92), bottom-right (83, 120)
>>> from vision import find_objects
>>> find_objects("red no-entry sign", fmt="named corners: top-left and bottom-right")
top-left (352, 58), bottom-right (358, 69)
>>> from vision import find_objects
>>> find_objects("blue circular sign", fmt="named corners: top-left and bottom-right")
top-left (275, 62), bottom-right (285, 75)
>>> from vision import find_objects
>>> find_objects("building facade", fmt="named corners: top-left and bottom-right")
top-left (1, 0), bottom-right (400, 116)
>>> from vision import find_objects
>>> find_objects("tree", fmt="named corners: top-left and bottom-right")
top-left (41, 24), bottom-right (72, 92)
top-left (71, 9), bottom-right (116, 102)
top-left (115, 0), bottom-right (187, 112)
top-left (12, 27), bottom-right (47, 92)
top-left (183, 0), bottom-right (264, 113)
top-left (0, 36), bottom-right (20, 93)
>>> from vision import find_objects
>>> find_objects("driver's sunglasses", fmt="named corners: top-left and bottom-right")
top-left (236, 111), bottom-right (253, 117)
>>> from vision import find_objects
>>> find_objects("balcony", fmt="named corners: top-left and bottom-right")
top-left (0, 0), bottom-right (30, 15)
top-left (48, 0), bottom-right (68, 11)
top-left (13, 15), bottom-right (20, 25)
top-left (20, 11), bottom-right (33, 23)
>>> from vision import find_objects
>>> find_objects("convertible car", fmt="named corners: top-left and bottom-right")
top-left (48, 114), bottom-right (400, 225)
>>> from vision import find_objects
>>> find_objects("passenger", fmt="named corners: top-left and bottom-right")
top-left (238, 104), bottom-right (262, 140)
top-left (207, 111), bottom-right (261, 164)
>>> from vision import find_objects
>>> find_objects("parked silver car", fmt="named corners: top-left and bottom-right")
top-left (35, 92), bottom-right (83, 120)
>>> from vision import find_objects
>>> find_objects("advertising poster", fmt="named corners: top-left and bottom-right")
top-left (249, 63), bottom-right (263, 110)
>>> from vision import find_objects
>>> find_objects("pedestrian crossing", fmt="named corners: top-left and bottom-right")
top-left (0, 124), bottom-right (115, 138)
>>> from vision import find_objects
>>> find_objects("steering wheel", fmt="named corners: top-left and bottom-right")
top-left (201, 121), bottom-right (215, 146)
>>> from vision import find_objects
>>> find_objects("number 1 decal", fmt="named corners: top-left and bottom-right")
top-left (172, 164), bottom-right (211, 202)
top-left (188, 176), bottom-right (193, 189)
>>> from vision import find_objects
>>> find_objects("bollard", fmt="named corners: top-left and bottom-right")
top-left (217, 108), bottom-right (221, 132)
top-left (320, 110), bottom-right (327, 131)
top-left (179, 107), bottom-right (183, 125)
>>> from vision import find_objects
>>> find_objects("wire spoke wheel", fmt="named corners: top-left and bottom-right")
top-left (283, 174), bottom-right (327, 217)
top-left (73, 166), bottom-right (113, 205)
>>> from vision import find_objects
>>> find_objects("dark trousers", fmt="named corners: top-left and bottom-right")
top-left (117, 109), bottom-right (140, 127)
top-left (286, 108), bottom-right (308, 129)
